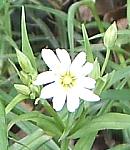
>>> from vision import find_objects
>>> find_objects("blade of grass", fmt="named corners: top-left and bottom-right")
top-left (67, 1), bottom-right (83, 53)
top-left (0, 100), bottom-right (8, 150)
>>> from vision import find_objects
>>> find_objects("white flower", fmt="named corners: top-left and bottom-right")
top-left (34, 49), bottom-right (100, 112)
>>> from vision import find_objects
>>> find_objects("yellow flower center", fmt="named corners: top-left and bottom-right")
top-left (60, 72), bottom-right (76, 90)
top-left (63, 75), bottom-right (72, 85)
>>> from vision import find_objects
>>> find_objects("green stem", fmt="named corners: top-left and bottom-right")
top-left (41, 100), bottom-right (64, 131)
top-left (59, 112), bottom-right (75, 142)
top-left (101, 47), bottom-right (110, 76)
top-left (82, 24), bottom-right (94, 63)
top-left (127, 0), bottom-right (130, 29)
top-left (61, 138), bottom-right (69, 150)
top-left (5, 94), bottom-right (28, 114)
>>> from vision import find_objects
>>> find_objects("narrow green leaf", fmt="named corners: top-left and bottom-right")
top-left (8, 112), bottom-right (37, 134)
top-left (8, 111), bottom-right (62, 136)
top-left (8, 58), bottom-right (20, 77)
top-left (67, 1), bottom-right (82, 52)
top-left (106, 66), bottom-right (130, 89)
top-left (21, 6), bottom-right (36, 70)
top-left (9, 129), bottom-right (60, 150)
top-left (0, 100), bottom-right (8, 150)
top-left (101, 89), bottom-right (130, 101)
top-left (61, 139), bottom-right (69, 150)
top-left (95, 74), bottom-right (109, 94)
top-left (101, 47), bottom-right (110, 75)
top-left (70, 113), bottom-right (130, 138)
top-left (0, 90), bottom-right (38, 134)
top-left (5, 94), bottom-right (29, 114)
top-left (82, 24), bottom-right (94, 62)
top-left (74, 131), bottom-right (97, 150)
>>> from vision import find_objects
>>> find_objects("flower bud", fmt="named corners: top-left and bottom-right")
top-left (16, 49), bottom-right (35, 74)
top-left (20, 71), bottom-right (31, 85)
top-left (30, 84), bottom-right (40, 99)
top-left (104, 22), bottom-right (117, 49)
top-left (90, 58), bottom-right (100, 80)
top-left (14, 84), bottom-right (30, 95)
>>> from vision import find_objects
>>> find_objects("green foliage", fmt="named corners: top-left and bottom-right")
top-left (9, 129), bottom-right (60, 150)
top-left (21, 6), bottom-right (37, 70)
top-left (82, 24), bottom-right (94, 62)
top-left (0, 0), bottom-right (130, 150)
top-left (0, 0), bottom-right (5, 10)
top-left (70, 113), bottom-right (130, 138)
top-left (16, 49), bottom-right (35, 74)
top-left (0, 100), bottom-right (8, 150)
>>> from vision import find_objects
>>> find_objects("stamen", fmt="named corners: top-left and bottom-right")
top-left (60, 72), bottom-right (76, 89)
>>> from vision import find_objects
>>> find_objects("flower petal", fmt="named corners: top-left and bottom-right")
top-left (81, 62), bottom-right (93, 76)
top-left (40, 83), bottom-right (56, 99)
top-left (52, 90), bottom-right (66, 111)
top-left (78, 77), bottom-right (96, 89)
top-left (70, 52), bottom-right (86, 75)
top-left (67, 90), bottom-right (80, 112)
top-left (56, 49), bottom-right (71, 71)
top-left (79, 88), bottom-right (100, 101)
top-left (33, 71), bottom-right (55, 85)
top-left (42, 49), bottom-right (61, 71)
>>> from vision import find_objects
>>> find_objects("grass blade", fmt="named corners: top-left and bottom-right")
top-left (0, 100), bottom-right (8, 150)
top-left (67, 1), bottom-right (82, 52)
